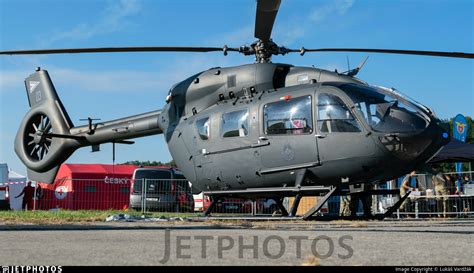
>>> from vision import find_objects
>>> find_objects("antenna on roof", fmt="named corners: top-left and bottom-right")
top-left (343, 56), bottom-right (369, 77)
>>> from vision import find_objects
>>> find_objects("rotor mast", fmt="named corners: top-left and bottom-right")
top-left (250, 0), bottom-right (283, 63)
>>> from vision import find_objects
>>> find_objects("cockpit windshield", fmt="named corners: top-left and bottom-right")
top-left (339, 84), bottom-right (430, 133)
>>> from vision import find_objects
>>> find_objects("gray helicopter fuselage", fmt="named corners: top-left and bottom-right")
top-left (7, 0), bottom-right (466, 197)
top-left (158, 63), bottom-right (447, 192)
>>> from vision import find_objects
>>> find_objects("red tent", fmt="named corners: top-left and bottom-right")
top-left (39, 164), bottom-right (138, 210)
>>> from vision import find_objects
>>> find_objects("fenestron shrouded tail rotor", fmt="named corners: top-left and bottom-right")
top-left (15, 68), bottom-right (164, 183)
top-left (24, 113), bottom-right (53, 161)
top-left (15, 69), bottom-right (78, 182)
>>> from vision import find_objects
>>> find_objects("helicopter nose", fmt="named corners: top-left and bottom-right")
top-left (378, 119), bottom-right (450, 163)
top-left (420, 120), bottom-right (451, 160)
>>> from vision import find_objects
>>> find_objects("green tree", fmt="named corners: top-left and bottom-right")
top-left (120, 160), bottom-right (176, 168)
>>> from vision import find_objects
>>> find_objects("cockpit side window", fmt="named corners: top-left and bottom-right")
top-left (264, 96), bottom-right (313, 135)
top-left (221, 109), bottom-right (249, 138)
top-left (196, 117), bottom-right (210, 140)
top-left (340, 84), bottom-right (429, 133)
top-left (317, 93), bottom-right (361, 133)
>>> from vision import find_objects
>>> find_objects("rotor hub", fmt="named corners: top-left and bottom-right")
top-left (239, 39), bottom-right (291, 63)
top-left (33, 130), bottom-right (45, 145)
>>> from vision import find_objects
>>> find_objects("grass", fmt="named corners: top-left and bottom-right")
top-left (0, 210), bottom-right (198, 225)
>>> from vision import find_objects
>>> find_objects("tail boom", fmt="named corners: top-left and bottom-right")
top-left (15, 68), bottom-right (163, 183)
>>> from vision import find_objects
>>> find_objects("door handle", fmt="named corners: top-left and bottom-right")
top-left (251, 142), bottom-right (270, 148)
top-left (315, 134), bottom-right (327, 139)
top-left (253, 136), bottom-right (270, 148)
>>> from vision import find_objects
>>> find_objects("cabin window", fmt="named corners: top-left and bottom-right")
top-left (264, 96), bottom-right (313, 135)
top-left (317, 93), bottom-right (361, 133)
top-left (133, 170), bottom-right (172, 193)
top-left (221, 109), bottom-right (249, 138)
top-left (196, 117), bottom-right (210, 140)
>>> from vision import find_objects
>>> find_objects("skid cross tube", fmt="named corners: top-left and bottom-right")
top-left (289, 194), bottom-right (302, 217)
top-left (383, 190), bottom-right (411, 218)
top-left (274, 198), bottom-right (289, 216)
top-left (302, 187), bottom-right (338, 220)
top-left (203, 197), bottom-right (220, 216)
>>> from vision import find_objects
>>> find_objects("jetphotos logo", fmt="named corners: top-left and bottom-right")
top-left (158, 230), bottom-right (354, 264)
top-left (2, 266), bottom-right (62, 273)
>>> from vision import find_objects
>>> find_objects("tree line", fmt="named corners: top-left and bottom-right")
top-left (120, 160), bottom-right (177, 167)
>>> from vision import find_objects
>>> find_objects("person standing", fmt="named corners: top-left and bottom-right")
top-left (15, 181), bottom-right (35, 210)
top-left (399, 171), bottom-right (417, 214)
top-left (431, 166), bottom-right (449, 218)
top-left (340, 195), bottom-right (351, 217)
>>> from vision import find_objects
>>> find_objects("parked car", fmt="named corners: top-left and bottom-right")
top-left (256, 199), bottom-right (280, 214)
top-left (0, 185), bottom-right (10, 210)
top-left (215, 198), bottom-right (253, 213)
top-left (193, 192), bottom-right (212, 212)
top-left (129, 167), bottom-right (194, 212)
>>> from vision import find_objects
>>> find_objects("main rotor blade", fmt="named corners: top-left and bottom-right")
top-left (298, 48), bottom-right (474, 59)
top-left (0, 46), bottom-right (238, 55)
top-left (255, 0), bottom-right (281, 42)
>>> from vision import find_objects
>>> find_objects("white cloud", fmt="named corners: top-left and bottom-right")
top-left (214, 26), bottom-right (254, 47)
top-left (0, 71), bottom-right (27, 91)
top-left (275, 0), bottom-right (356, 46)
top-left (309, 0), bottom-right (354, 22)
top-left (41, 0), bottom-right (142, 46)
top-left (0, 68), bottom-right (176, 94)
top-left (0, 54), bottom-right (235, 94)
top-left (208, 1), bottom-right (355, 48)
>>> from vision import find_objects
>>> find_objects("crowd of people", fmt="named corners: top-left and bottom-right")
top-left (339, 166), bottom-right (472, 218)
top-left (397, 167), bottom-right (472, 218)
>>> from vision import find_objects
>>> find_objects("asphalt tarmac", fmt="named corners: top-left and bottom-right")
top-left (0, 219), bottom-right (473, 266)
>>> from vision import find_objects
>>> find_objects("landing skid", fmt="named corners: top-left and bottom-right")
top-left (202, 186), bottom-right (409, 221)
top-left (301, 190), bottom-right (411, 221)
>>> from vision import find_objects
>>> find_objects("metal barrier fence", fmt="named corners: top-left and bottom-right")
top-left (393, 195), bottom-right (473, 218)
top-left (1, 172), bottom-right (473, 219)
top-left (33, 179), bottom-right (131, 211)
top-left (134, 179), bottom-right (280, 215)
top-left (0, 178), bottom-right (280, 215)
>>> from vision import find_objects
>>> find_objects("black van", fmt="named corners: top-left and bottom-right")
top-left (129, 167), bottom-right (194, 212)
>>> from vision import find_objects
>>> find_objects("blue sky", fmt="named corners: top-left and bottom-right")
top-left (0, 0), bottom-right (473, 174)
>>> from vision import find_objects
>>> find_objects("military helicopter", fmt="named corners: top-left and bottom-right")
top-left (1, 0), bottom-right (473, 219)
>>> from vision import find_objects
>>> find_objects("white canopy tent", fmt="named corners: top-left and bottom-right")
top-left (7, 168), bottom-right (28, 210)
